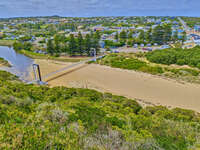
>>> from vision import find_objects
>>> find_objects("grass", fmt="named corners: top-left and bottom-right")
top-left (0, 40), bottom-right (15, 46)
top-left (0, 57), bottom-right (11, 67)
top-left (20, 50), bottom-right (90, 62)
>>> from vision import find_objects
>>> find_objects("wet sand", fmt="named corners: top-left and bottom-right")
top-left (31, 59), bottom-right (200, 112)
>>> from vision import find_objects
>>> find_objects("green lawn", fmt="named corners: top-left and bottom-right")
top-left (0, 40), bottom-right (15, 46)
top-left (21, 50), bottom-right (89, 62)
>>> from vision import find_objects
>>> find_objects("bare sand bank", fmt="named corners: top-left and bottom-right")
top-left (31, 59), bottom-right (200, 112)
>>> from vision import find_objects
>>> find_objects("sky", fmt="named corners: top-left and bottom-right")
top-left (0, 0), bottom-right (199, 18)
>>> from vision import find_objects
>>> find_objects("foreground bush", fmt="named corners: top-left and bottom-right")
top-left (0, 70), bottom-right (200, 149)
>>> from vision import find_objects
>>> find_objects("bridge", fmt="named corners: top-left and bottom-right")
top-left (28, 53), bottom-right (105, 85)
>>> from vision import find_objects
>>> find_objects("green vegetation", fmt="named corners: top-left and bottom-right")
top-left (182, 17), bottom-right (200, 28)
top-left (13, 41), bottom-right (32, 51)
top-left (0, 70), bottom-right (200, 149)
top-left (0, 57), bottom-right (11, 67)
top-left (97, 54), bottom-right (164, 75)
top-left (96, 53), bottom-right (200, 83)
top-left (105, 40), bottom-right (125, 48)
top-left (112, 24), bottom-right (184, 46)
top-left (13, 31), bottom-right (101, 57)
top-left (47, 31), bottom-right (101, 56)
top-left (146, 46), bottom-right (200, 68)
top-left (0, 40), bottom-right (15, 46)
top-left (20, 50), bottom-right (89, 62)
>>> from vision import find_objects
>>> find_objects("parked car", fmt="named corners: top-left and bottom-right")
top-left (133, 44), bottom-right (138, 48)
top-left (111, 50), bottom-right (119, 53)
top-left (161, 45), bottom-right (170, 49)
top-left (142, 48), bottom-right (153, 51)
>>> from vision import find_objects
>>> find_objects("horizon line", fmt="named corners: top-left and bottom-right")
top-left (0, 15), bottom-right (199, 19)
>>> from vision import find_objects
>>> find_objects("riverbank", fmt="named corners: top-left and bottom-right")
top-left (31, 59), bottom-right (200, 112)
top-left (0, 57), bottom-right (11, 67)
top-left (0, 40), bottom-right (15, 46)
top-left (20, 50), bottom-right (90, 62)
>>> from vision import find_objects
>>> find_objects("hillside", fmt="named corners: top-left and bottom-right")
top-left (0, 70), bottom-right (200, 149)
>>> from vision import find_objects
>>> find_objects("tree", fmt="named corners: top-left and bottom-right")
top-left (127, 39), bottom-right (133, 46)
top-left (19, 36), bottom-right (32, 42)
top-left (119, 30), bottom-right (127, 41)
top-left (94, 31), bottom-right (101, 40)
top-left (128, 31), bottom-right (133, 39)
top-left (163, 25), bottom-right (172, 44)
top-left (115, 32), bottom-right (119, 42)
top-left (68, 34), bottom-right (77, 56)
top-left (23, 42), bottom-right (32, 51)
top-left (181, 31), bottom-right (187, 44)
top-left (173, 30), bottom-right (179, 42)
top-left (54, 34), bottom-right (60, 53)
top-left (85, 34), bottom-right (91, 56)
top-left (146, 28), bottom-right (152, 43)
top-left (92, 38), bottom-right (100, 55)
top-left (138, 30), bottom-right (145, 41)
top-left (92, 32), bottom-right (101, 54)
top-left (77, 32), bottom-right (84, 55)
top-left (152, 25), bottom-right (165, 45)
top-left (47, 39), bottom-right (54, 55)
top-left (13, 42), bottom-right (24, 51)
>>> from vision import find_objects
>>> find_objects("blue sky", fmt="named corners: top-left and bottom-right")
top-left (0, 0), bottom-right (199, 18)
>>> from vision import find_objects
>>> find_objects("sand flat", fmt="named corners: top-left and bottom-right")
top-left (31, 59), bottom-right (200, 112)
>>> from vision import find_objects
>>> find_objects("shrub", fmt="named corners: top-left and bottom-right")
top-left (0, 70), bottom-right (200, 149)
top-left (146, 46), bottom-right (200, 68)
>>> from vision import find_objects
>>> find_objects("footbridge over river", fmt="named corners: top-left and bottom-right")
top-left (28, 54), bottom-right (105, 85)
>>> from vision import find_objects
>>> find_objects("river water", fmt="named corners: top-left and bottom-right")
top-left (0, 46), bottom-right (34, 81)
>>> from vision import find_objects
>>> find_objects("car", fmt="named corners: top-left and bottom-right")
top-left (161, 45), bottom-right (170, 49)
top-left (142, 48), bottom-right (153, 51)
top-left (133, 44), bottom-right (138, 48)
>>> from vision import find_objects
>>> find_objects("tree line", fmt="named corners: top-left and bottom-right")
top-left (47, 31), bottom-right (101, 56)
top-left (146, 46), bottom-right (200, 68)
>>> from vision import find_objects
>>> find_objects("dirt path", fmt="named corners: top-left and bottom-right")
top-left (31, 59), bottom-right (200, 112)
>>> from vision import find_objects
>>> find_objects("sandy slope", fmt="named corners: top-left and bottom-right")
top-left (31, 59), bottom-right (200, 112)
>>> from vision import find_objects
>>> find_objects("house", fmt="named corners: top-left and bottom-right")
top-left (194, 25), bottom-right (200, 32)
top-left (99, 41), bottom-right (105, 48)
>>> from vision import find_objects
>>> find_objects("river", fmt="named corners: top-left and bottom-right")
top-left (0, 46), bottom-right (34, 81)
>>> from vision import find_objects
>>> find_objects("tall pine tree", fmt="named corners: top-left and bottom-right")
top-left (77, 32), bottom-right (84, 55)
top-left (68, 34), bottom-right (77, 56)
top-left (47, 39), bottom-right (54, 55)
top-left (85, 34), bottom-right (91, 56)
